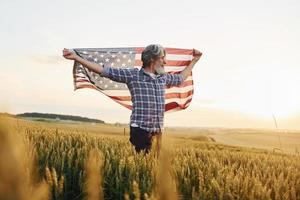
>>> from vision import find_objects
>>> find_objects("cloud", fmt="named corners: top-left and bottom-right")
top-left (28, 54), bottom-right (65, 65)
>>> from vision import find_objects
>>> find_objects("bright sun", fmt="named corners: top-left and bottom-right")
top-left (205, 66), bottom-right (300, 120)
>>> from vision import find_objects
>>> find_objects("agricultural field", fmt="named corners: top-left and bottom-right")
top-left (0, 115), bottom-right (299, 200)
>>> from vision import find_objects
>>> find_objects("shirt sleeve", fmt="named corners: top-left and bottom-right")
top-left (100, 64), bottom-right (135, 84)
top-left (165, 73), bottom-right (184, 86)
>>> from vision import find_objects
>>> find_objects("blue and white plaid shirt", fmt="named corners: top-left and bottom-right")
top-left (100, 64), bottom-right (184, 133)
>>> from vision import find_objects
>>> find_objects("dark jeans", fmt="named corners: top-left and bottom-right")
top-left (129, 125), bottom-right (161, 154)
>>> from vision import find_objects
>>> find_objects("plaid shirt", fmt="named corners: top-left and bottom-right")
top-left (101, 64), bottom-right (184, 133)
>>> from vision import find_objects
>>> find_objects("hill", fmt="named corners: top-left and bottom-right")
top-left (0, 112), bottom-right (105, 124)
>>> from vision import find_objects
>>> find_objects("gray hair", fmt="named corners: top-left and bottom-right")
top-left (141, 44), bottom-right (165, 68)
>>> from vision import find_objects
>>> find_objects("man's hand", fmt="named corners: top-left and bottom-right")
top-left (62, 48), bottom-right (79, 60)
top-left (192, 49), bottom-right (202, 63)
top-left (62, 48), bottom-right (103, 74)
top-left (180, 48), bottom-right (202, 81)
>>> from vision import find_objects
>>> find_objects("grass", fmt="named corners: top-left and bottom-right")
top-left (0, 115), bottom-right (299, 200)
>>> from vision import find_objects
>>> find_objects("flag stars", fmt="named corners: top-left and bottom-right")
top-left (75, 49), bottom-right (137, 91)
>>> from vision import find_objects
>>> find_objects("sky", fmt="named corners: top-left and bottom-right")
top-left (1, 0), bottom-right (300, 130)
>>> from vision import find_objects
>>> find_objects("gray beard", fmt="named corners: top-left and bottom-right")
top-left (155, 66), bottom-right (166, 75)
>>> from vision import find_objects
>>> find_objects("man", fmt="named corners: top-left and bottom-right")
top-left (62, 44), bottom-right (202, 155)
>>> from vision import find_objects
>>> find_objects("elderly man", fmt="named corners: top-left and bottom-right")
top-left (63, 44), bottom-right (202, 154)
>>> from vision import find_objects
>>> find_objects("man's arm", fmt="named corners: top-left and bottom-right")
top-left (62, 48), bottom-right (104, 74)
top-left (180, 49), bottom-right (202, 81)
top-left (165, 49), bottom-right (202, 86)
top-left (75, 54), bottom-right (104, 74)
top-left (62, 48), bottom-right (135, 84)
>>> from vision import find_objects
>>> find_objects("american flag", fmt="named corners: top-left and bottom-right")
top-left (71, 47), bottom-right (194, 113)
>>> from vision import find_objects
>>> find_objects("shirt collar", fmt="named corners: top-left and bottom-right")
top-left (139, 67), bottom-right (163, 78)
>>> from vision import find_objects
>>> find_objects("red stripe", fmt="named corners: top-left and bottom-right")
top-left (75, 84), bottom-right (96, 89)
top-left (165, 97), bottom-right (192, 111)
top-left (75, 76), bottom-right (87, 79)
top-left (165, 89), bottom-right (193, 99)
top-left (76, 79), bottom-right (91, 83)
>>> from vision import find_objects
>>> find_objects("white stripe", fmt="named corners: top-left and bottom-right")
top-left (76, 72), bottom-right (89, 77)
top-left (164, 66), bottom-right (186, 72)
top-left (75, 77), bottom-right (90, 81)
top-left (113, 100), bottom-right (132, 106)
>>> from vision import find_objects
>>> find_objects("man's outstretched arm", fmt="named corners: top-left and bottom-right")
top-left (62, 48), bottom-right (104, 74)
top-left (62, 48), bottom-right (135, 84)
top-left (180, 49), bottom-right (202, 81)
